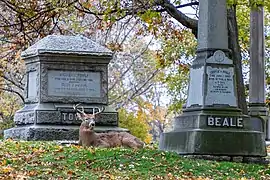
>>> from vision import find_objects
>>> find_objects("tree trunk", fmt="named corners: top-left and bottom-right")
top-left (227, 6), bottom-right (248, 114)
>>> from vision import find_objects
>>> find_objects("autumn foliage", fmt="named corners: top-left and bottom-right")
top-left (0, 140), bottom-right (269, 179)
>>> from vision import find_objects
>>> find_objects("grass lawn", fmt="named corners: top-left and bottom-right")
top-left (0, 140), bottom-right (269, 179)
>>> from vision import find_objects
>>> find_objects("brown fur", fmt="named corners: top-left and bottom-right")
top-left (78, 121), bottom-right (144, 149)
top-left (74, 105), bottom-right (144, 149)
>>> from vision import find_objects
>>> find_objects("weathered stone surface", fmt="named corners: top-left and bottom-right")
top-left (186, 67), bottom-right (204, 107)
top-left (159, 109), bottom-right (266, 156)
top-left (249, 7), bottom-right (265, 104)
top-left (4, 125), bottom-right (128, 141)
top-left (243, 157), bottom-right (268, 164)
top-left (159, 129), bottom-right (266, 156)
top-left (248, 7), bottom-right (269, 140)
top-left (197, 0), bottom-right (228, 50)
top-left (231, 156), bottom-right (243, 163)
top-left (160, 108), bottom-right (267, 155)
top-left (13, 103), bottom-right (118, 126)
top-left (184, 155), bottom-right (231, 162)
top-left (21, 35), bottom-right (112, 58)
top-left (183, 155), bottom-right (268, 164)
top-left (14, 111), bottom-right (35, 125)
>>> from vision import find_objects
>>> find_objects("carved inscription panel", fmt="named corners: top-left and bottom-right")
top-left (205, 67), bottom-right (237, 106)
top-left (28, 71), bottom-right (37, 98)
top-left (48, 70), bottom-right (101, 97)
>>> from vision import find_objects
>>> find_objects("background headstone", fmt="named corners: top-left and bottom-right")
top-left (159, 0), bottom-right (266, 156)
top-left (4, 35), bottom-right (127, 141)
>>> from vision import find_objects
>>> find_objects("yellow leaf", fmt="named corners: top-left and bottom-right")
top-left (1, 160), bottom-right (7, 166)
top-left (109, 174), bottom-right (115, 179)
top-left (2, 166), bottom-right (14, 173)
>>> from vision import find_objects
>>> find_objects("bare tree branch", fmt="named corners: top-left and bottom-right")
top-left (108, 37), bottom-right (153, 92)
top-left (2, 74), bottom-right (24, 90)
top-left (110, 69), bottom-right (159, 106)
top-left (156, 0), bottom-right (198, 37)
top-left (0, 87), bottom-right (24, 103)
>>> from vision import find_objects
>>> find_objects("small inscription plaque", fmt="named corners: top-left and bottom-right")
top-left (28, 71), bottom-right (37, 98)
top-left (186, 67), bottom-right (204, 107)
top-left (207, 116), bottom-right (244, 128)
top-left (205, 67), bottom-right (237, 106)
top-left (48, 70), bottom-right (101, 97)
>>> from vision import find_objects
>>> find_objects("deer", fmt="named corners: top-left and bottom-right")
top-left (73, 104), bottom-right (144, 149)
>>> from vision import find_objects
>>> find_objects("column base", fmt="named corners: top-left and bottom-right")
top-left (248, 103), bottom-right (269, 140)
top-left (159, 109), bottom-right (266, 157)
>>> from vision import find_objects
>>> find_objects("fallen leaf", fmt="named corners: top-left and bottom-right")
top-left (1, 166), bottom-right (14, 173)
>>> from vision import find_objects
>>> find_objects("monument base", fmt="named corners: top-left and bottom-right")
top-left (3, 103), bottom-right (126, 141)
top-left (248, 103), bottom-right (269, 140)
top-left (159, 108), bottom-right (267, 157)
top-left (4, 125), bottom-right (128, 141)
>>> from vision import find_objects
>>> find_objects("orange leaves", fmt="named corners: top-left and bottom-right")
top-left (178, 63), bottom-right (190, 74)
top-left (0, 160), bottom-right (7, 166)
top-left (106, 42), bottom-right (123, 52)
top-left (80, 0), bottom-right (93, 9)
top-left (67, 170), bottom-right (74, 176)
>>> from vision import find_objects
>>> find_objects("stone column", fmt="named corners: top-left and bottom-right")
top-left (248, 6), bottom-right (268, 140)
top-left (159, 0), bottom-right (266, 156)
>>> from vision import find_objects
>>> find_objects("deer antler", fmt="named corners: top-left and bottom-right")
top-left (93, 106), bottom-right (105, 116)
top-left (73, 103), bottom-right (85, 114)
top-left (74, 104), bottom-right (105, 121)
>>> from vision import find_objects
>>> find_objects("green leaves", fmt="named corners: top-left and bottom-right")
top-left (0, 140), bottom-right (268, 179)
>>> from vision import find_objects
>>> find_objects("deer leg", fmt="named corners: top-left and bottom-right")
top-left (78, 139), bottom-right (82, 146)
top-left (122, 136), bottom-right (139, 149)
top-left (96, 140), bottom-right (110, 148)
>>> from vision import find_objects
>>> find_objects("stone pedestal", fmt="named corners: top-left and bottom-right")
top-left (248, 103), bottom-right (268, 138)
top-left (159, 0), bottom-right (266, 156)
top-left (160, 108), bottom-right (266, 156)
top-left (4, 35), bottom-right (127, 141)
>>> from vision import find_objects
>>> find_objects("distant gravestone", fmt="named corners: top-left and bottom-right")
top-left (159, 0), bottom-right (266, 156)
top-left (4, 35), bottom-right (127, 141)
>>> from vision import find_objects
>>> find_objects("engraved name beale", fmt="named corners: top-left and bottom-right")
top-left (207, 116), bottom-right (243, 128)
top-left (48, 70), bottom-right (101, 97)
top-left (208, 69), bottom-right (233, 94)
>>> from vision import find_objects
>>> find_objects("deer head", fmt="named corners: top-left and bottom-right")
top-left (73, 104), bottom-right (104, 130)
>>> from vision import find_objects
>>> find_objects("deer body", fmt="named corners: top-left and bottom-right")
top-left (75, 104), bottom-right (144, 149)
top-left (79, 127), bottom-right (144, 149)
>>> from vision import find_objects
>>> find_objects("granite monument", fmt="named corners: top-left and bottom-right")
top-left (4, 35), bottom-right (127, 141)
top-left (159, 0), bottom-right (266, 156)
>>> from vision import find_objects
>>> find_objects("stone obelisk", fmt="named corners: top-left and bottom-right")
top-left (159, 0), bottom-right (266, 156)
